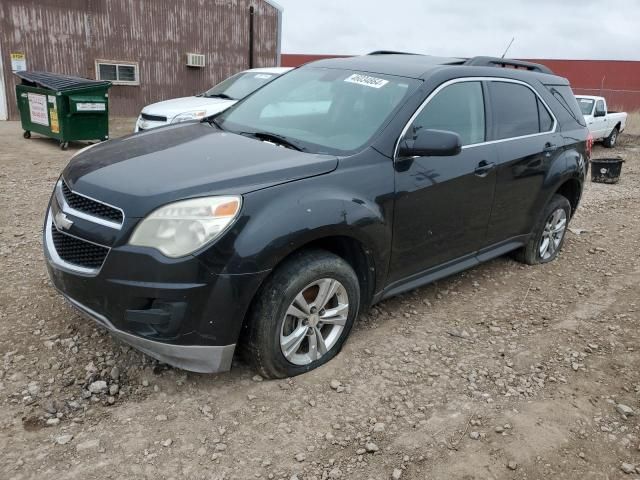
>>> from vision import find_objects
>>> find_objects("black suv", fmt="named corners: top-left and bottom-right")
top-left (45, 54), bottom-right (590, 378)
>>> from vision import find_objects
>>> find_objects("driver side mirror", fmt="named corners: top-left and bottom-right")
top-left (594, 109), bottom-right (606, 118)
top-left (398, 129), bottom-right (462, 158)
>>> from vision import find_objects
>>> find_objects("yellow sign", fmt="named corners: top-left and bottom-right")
top-left (10, 52), bottom-right (26, 72)
top-left (50, 109), bottom-right (59, 133)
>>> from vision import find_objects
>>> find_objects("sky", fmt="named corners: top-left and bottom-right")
top-left (274, 0), bottom-right (640, 60)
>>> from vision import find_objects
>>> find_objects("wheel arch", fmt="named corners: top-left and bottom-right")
top-left (554, 177), bottom-right (582, 217)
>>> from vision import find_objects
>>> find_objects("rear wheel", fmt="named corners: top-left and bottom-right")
top-left (603, 127), bottom-right (619, 148)
top-left (23, 130), bottom-right (31, 139)
top-left (243, 250), bottom-right (360, 379)
top-left (514, 194), bottom-right (571, 265)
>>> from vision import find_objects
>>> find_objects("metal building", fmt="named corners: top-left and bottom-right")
top-left (0, 0), bottom-right (282, 120)
top-left (281, 55), bottom-right (640, 112)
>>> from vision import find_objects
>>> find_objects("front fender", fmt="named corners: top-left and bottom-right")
top-left (196, 150), bottom-right (395, 294)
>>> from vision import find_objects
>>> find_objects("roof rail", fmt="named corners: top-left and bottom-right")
top-left (367, 50), bottom-right (421, 56)
top-left (463, 56), bottom-right (553, 74)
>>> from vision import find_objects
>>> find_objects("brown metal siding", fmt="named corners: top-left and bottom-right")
top-left (0, 0), bottom-right (279, 119)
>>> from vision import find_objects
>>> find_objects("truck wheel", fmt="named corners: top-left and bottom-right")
top-left (603, 127), bottom-right (618, 148)
top-left (243, 250), bottom-right (360, 379)
top-left (23, 131), bottom-right (31, 139)
top-left (514, 194), bottom-right (571, 265)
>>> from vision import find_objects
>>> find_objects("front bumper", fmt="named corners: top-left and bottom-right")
top-left (63, 293), bottom-right (235, 373)
top-left (44, 208), bottom-right (269, 373)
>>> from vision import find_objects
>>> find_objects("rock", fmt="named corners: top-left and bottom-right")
top-left (88, 380), bottom-right (108, 394)
top-left (330, 379), bottom-right (342, 390)
top-left (162, 438), bottom-right (173, 447)
top-left (495, 426), bottom-right (504, 433)
top-left (46, 418), bottom-right (60, 426)
top-left (328, 467), bottom-right (342, 478)
top-left (373, 422), bottom-right (385, 433)
top-left (55, 434), bottom-right (73, 445)
top-left (215, 443), bottom-right (227, 452)
top-left (252, 375), bottom-right (263, 382)
top-left (109, 366), bottom-right (120, 381)
top-left (507, 461), bottom-right (518, 471)
top-left (295, 452), bottom-right (306, 462)
top-left (365, 442), bottom-right (379, 452)
top-left (392, 468), bottom-right (403, 479)
top-left (616, 404), bottom-right (634, 417)
top-left (621, 463), bottom-right (636, 474)
top-left (76, 439), bottom-right (100, 452)
top-left (109, 384), bottom-right (119, 396)
top-left (155, 414), bottom-right (168, 421)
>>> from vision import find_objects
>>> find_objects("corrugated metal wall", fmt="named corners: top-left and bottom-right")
top-left (0, 0), bottom-right (280, 119)
top-left (282, 54), bottom-right (640, 112)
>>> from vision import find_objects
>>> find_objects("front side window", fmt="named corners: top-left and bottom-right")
top-left (96, 61), bottom-right (139, 85)
top-left (489, 81), bottom-right (548, 140)
top-left (204, 71), bottom-right (281, 100)
top-left (407, 81), bottom-right (485, 146)
top-left (218, 68), bottom-right (420, 154)
top-left (595, 100), bottom-right (605, 114)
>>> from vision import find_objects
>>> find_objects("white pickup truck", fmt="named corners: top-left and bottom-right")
top-left (575, 95), bottom-right (627, 148)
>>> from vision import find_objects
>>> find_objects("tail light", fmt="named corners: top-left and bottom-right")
top-left (586, 132), bottom-right (594, 160)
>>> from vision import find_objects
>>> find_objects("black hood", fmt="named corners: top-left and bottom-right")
top-left (63, 122), bottom-right (338, 217)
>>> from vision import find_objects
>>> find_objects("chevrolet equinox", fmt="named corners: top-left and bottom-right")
top-left (45, 53), bottom-right (590, 378)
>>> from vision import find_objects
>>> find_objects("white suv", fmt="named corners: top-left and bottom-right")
top-left (134, 67), bottom-right (292, 132)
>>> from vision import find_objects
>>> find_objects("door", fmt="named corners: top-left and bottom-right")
top-left (593, 99), bottom-right (608, 138)
top-left (483, 80), bottom-right (559, 246)
top-left (389, 80), bottom-right (497, 284)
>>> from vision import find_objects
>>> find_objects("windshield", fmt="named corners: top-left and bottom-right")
top-left (576, 97), bottom-right (595, 115)
top-left (204, 71), bottom-right (281, 100)
top-left (217, 68), bottom-right (420, 154)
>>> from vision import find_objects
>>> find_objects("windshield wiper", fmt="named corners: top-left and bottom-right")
top-left (206, 93), bottom-right (235, 100)
top-left (242, 131), bottom-right (306, 151)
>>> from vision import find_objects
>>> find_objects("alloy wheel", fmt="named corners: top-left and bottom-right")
top-left (539, 208), bottom-right (567, 260)
top-left (280, 278), bottom-right (349, 365)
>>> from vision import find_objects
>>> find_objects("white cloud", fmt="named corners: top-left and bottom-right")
top-left (276, 0), bottom-right (640, 60)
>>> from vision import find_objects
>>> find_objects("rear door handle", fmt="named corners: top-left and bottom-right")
top-left (474, 160), bottom-right (496, 177)
top-left (543, 142), bottom-right (558, 156)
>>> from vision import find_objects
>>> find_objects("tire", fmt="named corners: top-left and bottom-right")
top-left (603, 127), bottom-right (619, 148)
top-left (243, 250), bottom-right (360, 379)
top-left (23, 131), bottom-right (31, 139)
top-left (514, 194), bottom-right (571, 265)
top-left (60, 141), bottom-right (69, 150)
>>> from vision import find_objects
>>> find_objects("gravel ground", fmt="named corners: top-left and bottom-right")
top-left (1, 120), bottom-right (639, 480)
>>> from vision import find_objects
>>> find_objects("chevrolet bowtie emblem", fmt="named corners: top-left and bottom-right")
top-left (54, 211), bottom-right (73, 231)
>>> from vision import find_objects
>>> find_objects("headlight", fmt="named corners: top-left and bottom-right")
top-left (171, 110), bottom-right (207, 123)
top-left (129, 196), bottom-right (242, 257)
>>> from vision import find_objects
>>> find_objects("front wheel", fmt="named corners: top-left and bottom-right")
top-left (243, 250), bottom-right (360, 379)
top-left (514, 194), bottom-right (571, 265)
top-left (603, 127), bottom-right (619, 148)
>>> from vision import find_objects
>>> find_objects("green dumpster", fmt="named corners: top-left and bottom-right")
top-left (15, 71), bottom-right (111, 150)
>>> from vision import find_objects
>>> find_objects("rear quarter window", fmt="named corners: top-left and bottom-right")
top-left (545, 85), bottom-right (587, 127)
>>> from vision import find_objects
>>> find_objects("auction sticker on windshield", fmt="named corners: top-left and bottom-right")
top-left (344, 74), bottom-right (389, 89)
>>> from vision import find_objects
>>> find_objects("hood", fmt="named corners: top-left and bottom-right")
top-left (141, 96), bottom-right (236, 119)
top-left (63, 123), bottom-right (338, 218)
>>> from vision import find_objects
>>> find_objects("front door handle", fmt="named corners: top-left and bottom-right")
top-left (474, 160), bottom-right (496, 177)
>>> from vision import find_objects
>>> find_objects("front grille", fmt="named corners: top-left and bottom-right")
top-left (61, 181), bottom-right (123, 224)
top-left (141, 112), bottom-right (167, 122)
top-left (50, 223), bottom-right (109, 270)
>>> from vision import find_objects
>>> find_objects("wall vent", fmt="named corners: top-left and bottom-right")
top-left (186, 53), bottom-right (205, 68)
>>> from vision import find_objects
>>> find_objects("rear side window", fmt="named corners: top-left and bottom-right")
top-left (409, 81), bottom-right (485, 146)
top-left (488, 81), bottom-right (550, 140)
